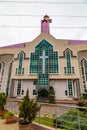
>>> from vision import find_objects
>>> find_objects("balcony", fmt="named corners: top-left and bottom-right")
top-left (64, 67), bottom-right (75, 74)
top-left (16, 68), bottom-right (24, 75)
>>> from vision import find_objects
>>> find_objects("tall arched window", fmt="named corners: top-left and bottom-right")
top-left (81, 59), bottom-right (87, 91)
top-left (64, 49), bottom-right (74, 74)
top-left (16, 51), bottom-right (25, 75)
top-left (0, 61), bottom-right (5, 81)
top-left (30, 39), bottom-right (58, 86)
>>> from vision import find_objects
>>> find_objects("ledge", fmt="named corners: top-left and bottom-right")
top-left (31, 122), bottom-right (55, 130)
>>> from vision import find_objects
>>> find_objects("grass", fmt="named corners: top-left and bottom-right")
top-left (33, 117), bottom-right (54, 127)
top-left (33, 117), bottom-right (65, 130)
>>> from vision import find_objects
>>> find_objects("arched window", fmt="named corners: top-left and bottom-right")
top-left (16, 51), bottom-right (25, 75)
top-left (64, 49), bottom-right (74, 74)
top-left (81, 59), bottom-right (87, 91)
top-left (30, 39), bottom-right (58, 86)
top-left (0, 61), bottom-right (5, 82)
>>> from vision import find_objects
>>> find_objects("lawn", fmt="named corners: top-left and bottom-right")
top-left (33, 117), bottom-right (65, 130)
top-left (34, 117), bottom-right (54, 127)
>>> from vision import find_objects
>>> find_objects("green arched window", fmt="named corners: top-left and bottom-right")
top-left (16, 51), bottom-right (25, 75)
top-left (81, 59), bottom-right (87, 90)
top-left (30, 39), bottom-right (58, 86)
top-left (64, 49), bottom-right (74, 74)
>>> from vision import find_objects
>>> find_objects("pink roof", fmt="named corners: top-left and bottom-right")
top-left (70, 40), bottom-right (87, 44)
top-left (0, 43), bottom-right (25, 48)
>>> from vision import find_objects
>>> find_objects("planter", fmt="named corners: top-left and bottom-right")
top-left (0, 109), bottom-right (8, 117)
top-left (19, 124), bottom-right (31, 130)
top-left (6, 116), bottom-right (17, 124)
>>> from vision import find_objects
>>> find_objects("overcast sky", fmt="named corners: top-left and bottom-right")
top-left (0, 0), bottom-right (87, 46)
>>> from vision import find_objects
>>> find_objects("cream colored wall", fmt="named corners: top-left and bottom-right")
top-left (77, 51), bottom-right (87, 93)
top-left (13, 79), bottom-right (36, 99)
top-left (53, 79), bottom-right (78, 100)
top-left (52, 80), bottom-right (68, 100)
top-left (0, 54), bottom-right (14, 93)
top-left (22, 80), bottom-right (36, 99)
top-left (13, 80), bottom-right (18, 97)
top-left (13, 79), bottom-right (78, 100)
top-left (58, 57), bottom-right (80, 79)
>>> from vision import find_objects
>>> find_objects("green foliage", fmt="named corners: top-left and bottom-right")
top-left (19, 89), bottom-right (40, 125)
top-left (3, 111), bottom-right (14, 118)
top-left (43, 113), bottom-right (50, 118)
top-left (53, 109), bottom-right (87, 130)
top-left (77, 93), bottom-right (87, 111)
top-left (48, 86), bottom-right (56, 104)
top-left (77, 101), bottom-right (85, 107)
top-left (0, 93), bottom-right (7, 110)
top-left (34, 117), bottom-right (54, 127)
top-left (82, 93), bottom-right (87, 100)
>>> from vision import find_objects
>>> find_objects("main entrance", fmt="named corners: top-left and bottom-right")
top-left (37, 88), bottom-right (48, 102)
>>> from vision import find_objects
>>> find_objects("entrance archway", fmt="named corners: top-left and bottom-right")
top-left (37, 88), bottom-right (48, 102)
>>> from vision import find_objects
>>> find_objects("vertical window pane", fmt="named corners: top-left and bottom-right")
top-left (68, 79), bottom-right (73, 96)
top-left (17, 80), bottom-right (22, 95)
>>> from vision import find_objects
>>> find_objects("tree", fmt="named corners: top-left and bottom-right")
top-left (0, 93), bottom-right (7, 111)
top-left (77, 93), bottom-right (87, 112)
top-left (19, 89), bottom-right (40, 125)
top-left (48, 86), bottom-right (56, 104)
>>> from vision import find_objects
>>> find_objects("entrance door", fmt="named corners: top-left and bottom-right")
top-left (37, 88), bottom-right (48, 102)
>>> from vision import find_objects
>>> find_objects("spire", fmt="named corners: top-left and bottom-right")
top-left (41, 15), bottom-right (52, 34)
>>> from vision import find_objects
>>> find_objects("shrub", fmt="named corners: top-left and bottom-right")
top-left (19, 89), bottom-right (40, 125)
top-left (4, 111), bottom-right (14, 118)
top-left (48, 86), bottom-right (56, 104)
top-left (0, 93), bottom-right (7, 110)
top-left (53, 109), bottom-right (87, 130)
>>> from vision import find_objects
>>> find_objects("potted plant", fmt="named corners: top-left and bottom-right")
top-left (3, 111), bottom-right (17, 124)
top-left (0, 93), bottom-right (7, 117)
top-left (19, 89), bottom-right (40, 130)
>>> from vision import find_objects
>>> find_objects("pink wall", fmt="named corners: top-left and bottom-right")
top-left (41, 20), bottom-right (49, 33)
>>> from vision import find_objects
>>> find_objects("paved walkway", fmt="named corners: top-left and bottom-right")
top-left (0, 118), bottom-right (18, 130)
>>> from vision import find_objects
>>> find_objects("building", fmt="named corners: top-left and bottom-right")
top-left (0, 15), bottom-right (87, 100)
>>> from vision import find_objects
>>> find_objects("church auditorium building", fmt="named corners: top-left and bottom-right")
top-left (0, 15), bottom-right (87, 100)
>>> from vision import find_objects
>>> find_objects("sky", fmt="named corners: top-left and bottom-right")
top-left (0, 0), bottom-right (87, 47)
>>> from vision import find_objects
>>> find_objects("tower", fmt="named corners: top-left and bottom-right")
top-left (41, 15), bottom-right (52, 34)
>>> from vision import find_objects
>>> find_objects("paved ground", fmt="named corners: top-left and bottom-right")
top-left (0, 118), bottom-right (18, 130)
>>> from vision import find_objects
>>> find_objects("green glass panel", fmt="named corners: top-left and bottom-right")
top-left (68, 79), bottom-right (73, 96)
top-left (64, 50), bottom-right (75, 74)
top-left (66, 51), bottom-right (71, 67)
top-left (17, 79), bottom-right (21, 95)
top-left (49, 51), bottom-right (58, 73)
top-left (38, 74), bottom-right (49, 86)
top-left (84, 60), bottom-right (87, 81)
top-left (16, 52), bottom-right (24, 75)
top-left (30, 39), bottom-right (59, 87)
top-left (18, 53), bottom-right (23, 70)
top-left (72, 67), bottom-right (74, 73)
top-left (30, 53), bottom-right (38, 74)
